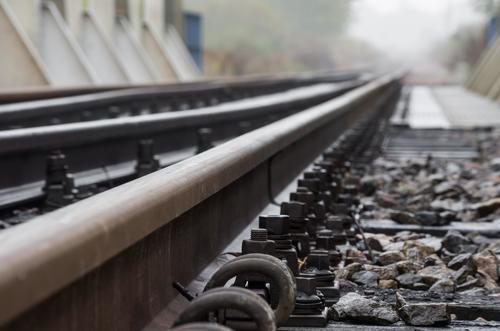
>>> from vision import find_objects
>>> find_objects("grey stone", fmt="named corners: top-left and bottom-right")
top-left (438, 211), bottom-right (458, 224)
top-left (447, 253), bottom-right (472, 270)
top-left (390, 210), bottom-right (416, 224)
top-left (434, 182), bottom-right (462, 197)
top-left (423, 254), bottom-right (444, 267)
top-left (331, 292), bottom-right (400, 325)
top-left (418, 265), bottom-right (452, 285)
top-left (413, 282), bottom-right (430, 291)
top-left (360, 176), bottom-right (378, 196)
top-left (375, 192), bottom-right (398, 208)
top-left (396, 292), bottom-right (450, 326)
top-left (457, 278), bottom-right (479, 291)
top-left (452, 265), bottom-right (473, 284)
top-left (473, 197), bottom-right (500, 217)
top-left (472, 253), bottom-right (499, 284)
top-left (490, 158), bottom-right (500, 172)
top-left (459, 244), bottom-right (478, 254)
top-left (396, 273), bottom-right (423, 290)
top-left (393, 260), bottom-right (422, 274)
top-left (446, 163), bottom-right (461, 175)
top-left (430, 199), bottom-right (466, 212)
top-left (352, 271), bottom-right (379, 287)
top-left (379, 279), bottom-right (398, 289)
top-left (460, 168), bottom-right (475, 180)
top-left (414, 211), bottom-right (439, 226)
top-left (404, 245), bottom-right (433, 264)
top-left (379, 251), bottom-right (406, 266)
top-left (460, 287), bottom-right (486, 296)
top-left (428, 173), bottom-right (446, 184)
top-left (338, 279), bottom-right (359, 295)
top-left (365, 264), bottom-right (398, 280)
top-left (429, 278), bottom-right (456, 293)
top-left (365, 236), bottom-right (383, 252)
top-left (384, 241), bottom-right (404, 252)
top-left (416, 237), bottom-right (442, 254)
top-left (394, 231), bottom-right (425, 241)
top-left (336, 262), bottom-right (363, 280)
top-left (442, 231), bottom-right (471, 254)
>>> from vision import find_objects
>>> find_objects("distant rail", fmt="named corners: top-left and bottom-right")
top-left (0, 70), bottom-right (363, 104)
top-left (0, 72), bottom-right (364, 128)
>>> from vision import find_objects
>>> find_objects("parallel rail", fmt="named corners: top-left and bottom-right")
top-left (0, 70), bottom-right (363, 105)
top-left (0, 73), bottom-right (401, 331)
top-left (0, 81), bottom-right (361, 191)
top-left (0, 72), bottom-right (364, 129)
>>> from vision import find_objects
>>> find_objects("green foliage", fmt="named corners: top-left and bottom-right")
top-left (184, 0), bottom-right (353, 76)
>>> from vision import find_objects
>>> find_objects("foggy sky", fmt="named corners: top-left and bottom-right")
top-left (349, 0), bottom-right (484, 75)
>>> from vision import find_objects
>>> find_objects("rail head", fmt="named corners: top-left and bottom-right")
top-left (0, 73), bottom-right (401, 327)
top-left (0, 82), bottom-right (360, 155)
top-left (0, 72), bottom-right (364, 124)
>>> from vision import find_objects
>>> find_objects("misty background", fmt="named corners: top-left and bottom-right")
top-left (184, 0), bottom-right (497, 82)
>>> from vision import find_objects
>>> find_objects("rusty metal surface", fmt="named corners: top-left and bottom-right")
top-left (0, 74), bottom-right (400, 330)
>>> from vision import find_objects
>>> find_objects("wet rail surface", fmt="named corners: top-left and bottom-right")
top-left (2, 74), bottom-right (500, 331)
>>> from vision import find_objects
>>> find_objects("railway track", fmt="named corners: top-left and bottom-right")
top-left (0, 73), bottom-right (399, 330)
top-left (2, 73), bottom-right (500, 331)
top-left (0, 71), bottom-right (362, 105)
top-left (0, 72), bottom-right (363, 129)
top-left (0, 79), bottom-right (361, 225)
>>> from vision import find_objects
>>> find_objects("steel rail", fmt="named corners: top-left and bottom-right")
top-left (0, 73), bottom-right (363, 129)
top-left (0, 73), bottom-right (401, 331)
top-left (0, 70), bottom-right (362, 105)
top-left (0, 81), bottom-right (360, 189)
top-left (0, 82), bottom-right (290, 129)
top-left (0, 83), bottom-right (359, 153)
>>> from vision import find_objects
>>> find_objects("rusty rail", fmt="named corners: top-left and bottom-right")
top-left (0, 73), bottom-right (401, 331)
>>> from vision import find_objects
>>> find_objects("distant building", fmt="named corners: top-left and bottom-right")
top-left (0, 0), bottom-right (202, 88)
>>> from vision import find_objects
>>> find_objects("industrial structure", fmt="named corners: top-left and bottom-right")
top-left (0, 0), bottom-right (201, 88)
top-left (466, 14), bottom-right (500, 101)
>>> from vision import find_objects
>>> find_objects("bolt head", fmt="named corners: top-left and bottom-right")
top-left (280, 201), bottom-right (307, 218)
top-left (290, 189), bottom-right (315, 204)
top-left (295, 276), bottom-right (317, 296)
top-left (298, 178), bottom-right (321, 193)
top-left (259, 215), bottom-right (290, 235)
top-left (306, 250), bottom-right (330, 270)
